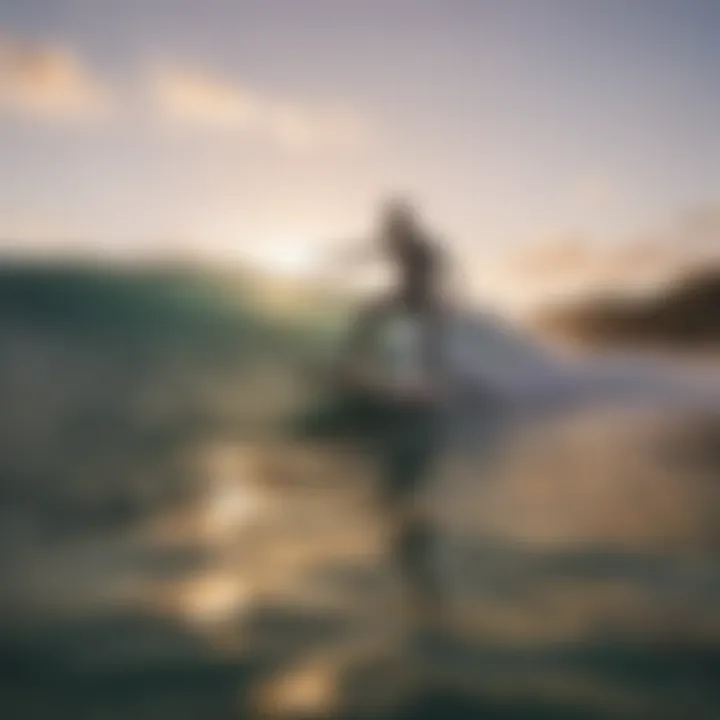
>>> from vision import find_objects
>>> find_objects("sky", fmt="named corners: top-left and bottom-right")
top-left (1, 0), bottom-right (720, 309)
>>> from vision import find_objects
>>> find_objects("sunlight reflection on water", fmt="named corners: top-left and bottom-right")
top-left (2, 386), bottom-right (720, 717)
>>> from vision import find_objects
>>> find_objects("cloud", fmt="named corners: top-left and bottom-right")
top-left (504, 237), bottom-right (596, 281)
top-left (0, 39), bottom-right (370, 149)
top-left (150, 64), bottom-right (261, 130)
top-left (480, 206), bottom-right (720, 313)
top-left (501, 238), bottom-right (678, 296)
top-left (0, 35), bottom-right (111, 121)
top-left (149, 64), bottom-right (370, 153)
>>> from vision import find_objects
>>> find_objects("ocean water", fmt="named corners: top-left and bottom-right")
top-left (0, 268), bottom-right (718, 719)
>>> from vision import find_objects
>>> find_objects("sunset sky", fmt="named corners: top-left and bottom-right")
top-left (1, 0), bottom-right (719, 308)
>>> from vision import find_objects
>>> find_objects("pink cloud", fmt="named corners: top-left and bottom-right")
top-left (148, 63), bottom-right (371, 153)
top-left (0, 35), bottom-right (111, 121)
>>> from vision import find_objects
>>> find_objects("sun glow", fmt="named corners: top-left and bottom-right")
top-left (240, 239), bottom-right (324, 278)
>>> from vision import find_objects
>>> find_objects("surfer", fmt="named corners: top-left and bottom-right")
top-left (335, 199), bottom-right (451, 623)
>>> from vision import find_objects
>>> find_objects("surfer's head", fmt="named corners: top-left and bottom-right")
top-left (379, 197), bottom-right (441, 305)
top-left (379, 197), bottom-right (419, 258)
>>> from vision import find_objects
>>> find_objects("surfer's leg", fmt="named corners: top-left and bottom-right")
top-left (381, 411), bottom-right (442, 618)
top-left (393, 510), bottom-right (438, 608)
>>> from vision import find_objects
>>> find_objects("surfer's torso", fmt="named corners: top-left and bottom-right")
top-left (346, 295), bottom-right (447, 405)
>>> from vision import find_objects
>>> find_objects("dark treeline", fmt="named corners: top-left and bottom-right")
top-left (541, 267), bottom-right (720, 349)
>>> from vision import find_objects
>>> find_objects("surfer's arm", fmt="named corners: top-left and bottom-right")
top-left (335, 301), bottom-right (398, 397)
